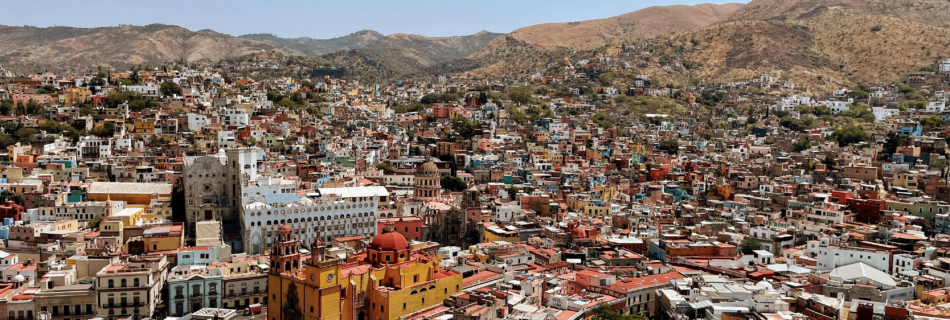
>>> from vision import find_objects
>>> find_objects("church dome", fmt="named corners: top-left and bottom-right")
top-left (369, 232), bottom-right (410, 252)
top-left (415, 160), bottom-right (439, 178)
top-left (572, 226), bottom-right (588, 238)
top-left (279, 224), bottom-right (293, 232)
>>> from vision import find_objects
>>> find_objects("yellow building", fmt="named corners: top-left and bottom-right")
top-left (62, 87), bottom-right (92, 105)
top-left (87, 182), bottom-right (173, 205)
top-left (483, 224), bottom-right (521, 243)
top-left (131, 118), bottom-right (156, 134)
top-left (268, 222), bottom-right (462, 320)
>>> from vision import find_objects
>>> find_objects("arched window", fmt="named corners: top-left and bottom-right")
top-left (108, 279), bottom-right (114, 288)
top-left (121, 279), bottom-right (127, 287)
top-left (134, 278), bottom-right (140, 287)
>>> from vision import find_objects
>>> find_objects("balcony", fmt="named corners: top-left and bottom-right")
top-left (208, 291), bottom-right (219, 296)
top-left (175, 295), bottom-right (185, 299)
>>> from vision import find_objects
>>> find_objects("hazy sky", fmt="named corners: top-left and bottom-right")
top-left (2, 0), bottom-right (747, 38)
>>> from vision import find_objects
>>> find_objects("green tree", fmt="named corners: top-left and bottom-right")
top-left (376, 162), bottom-right (396, 174)
top-left (792, 139), bottom-right (812, 153)
top-left (658, 139), bottom-right (680, 155)
top-left (920, 115), bottom-right (943, 130)
top-left (160, 81), bottom-right (182, 97)
top-left (592, 112), bottom-right (616, 128)
top-left (452, 115), bottom-right (478, 140)
top-left (440, 175), bottom-right (469, 192)
top-left (822, 154), bottom-right (838, 169)
top-left (88, 215), bottom-right (105, 229)
top-left (508, 87), bottom-right (535, 105)
top-left (0, 99), bottom-right (13, 116)
top-left (829, 126), bottom-right (868, 146)
top-left (242, 137), bottom-right (257, 147)
top-left (883, 132), bottom-right (901, 154)
top-left (590, 304), bottom-right (649, 320)
top-left (99, 122), bottom-right (116, 138)
top-left (740, 237), bottom-right (763, 254)
top-left (506, 186), bottom-right (519, 200)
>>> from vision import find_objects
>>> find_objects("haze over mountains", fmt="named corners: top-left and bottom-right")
top-left (2, 0), bottom-right (949, 88)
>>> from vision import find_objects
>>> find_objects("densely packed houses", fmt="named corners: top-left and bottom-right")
top-left (3, 55), bottom-right (950, 320)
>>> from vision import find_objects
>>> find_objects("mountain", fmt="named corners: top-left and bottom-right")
top-left (728, 0), bottom-right (950, 27)
top-left (470, 3), bottom-right (744, 57)
top-left (0, 24), bottom-right (287, 73)
top-left (367, 31), bottom-right (503, 64)
top-left (681, 0), bottom-right (950, 91)
top-left (317, 31), bottom-right (503, 80)
top-left (459, 3), bottom-right (745, 79)
top-left (239, 30), bottom-right (385, 57)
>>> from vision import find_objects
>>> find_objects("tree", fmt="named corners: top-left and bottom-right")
top-left (88, 215), bottom-right (105, 229)
top-left (910, 218), bottom-right (933, 235)
top-left (590, 304), bottom-right (648, 320)
top-left (883, 132), bottom-right (901, 154)
top-left (829, 126), bottom-right (868, 146)
top-left (658, 139), bottom-right (679, 155)
top-left (920, 115), bottom-right (943, 130)
top-left (0, 99), bottom-right (13, 116)
top-left (440, 175), bottom-right (468, 192)
top-left (242, 137), bottom-right (257, 147)
top-left (160, 81), bottom-right (182, 97)
top-left (822, 154), bottom-right (838, 169)
top-left (376, 162), bottom-right (396, 174)
top-left (792, 139), bottom-right (812, 153)
top-left (506, 186), bottom-right (519, 200)
top-left (99, 121), bottom-right (116, 138)
top-left (452, 115), bottom-right (478, 140)
top-left (508, 87), bottom-right (535, 105)
top-left (592, 112), bottom-right (616, 128)
top-left (740, 237), bottom-right (763, 254)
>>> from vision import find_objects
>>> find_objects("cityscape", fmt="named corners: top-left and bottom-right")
top-left (5, 0), bottom-right (950, 319)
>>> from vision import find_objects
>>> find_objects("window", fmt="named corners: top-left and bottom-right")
top-left (403, 303), bottom-right (407, 310)
top-left (108, 279), bottom-right (114, 288)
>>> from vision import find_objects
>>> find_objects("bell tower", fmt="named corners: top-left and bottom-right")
top-left (463, 186), bottom-right (481, 222)
top-left (309, 228), bottom-right (326, 265)
top-left (269, 224), bottom-right (303, 275)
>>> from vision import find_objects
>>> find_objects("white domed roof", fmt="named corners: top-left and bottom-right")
top-left (13, 275), bottom-right (25, 282)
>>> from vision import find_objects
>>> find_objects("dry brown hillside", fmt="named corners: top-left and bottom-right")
top-left (469, 3), bottom-right (744, 57)
top-left (684, 7), bottom-right (950, 92)
top-left (0, 24), bottom-right (294, 73)
top-left (729, 0), bottom-right (950, 27)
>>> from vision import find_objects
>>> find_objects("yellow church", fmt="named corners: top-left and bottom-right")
top-left (267, 221), bottom-right (463, 320)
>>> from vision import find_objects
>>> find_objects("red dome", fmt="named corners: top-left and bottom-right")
top-left (895, 216), bottom-right (908, 223)
top-left (572, 226), bottom-right (587, 238)
top-left (370, 232), bottom-right (410, 252)
top-left (279, 224), bottom-right (292, 232)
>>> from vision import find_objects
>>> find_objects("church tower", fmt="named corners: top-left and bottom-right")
top-left (413, 149), bottom-right (442, 201)
top-left (269, 224), bottom-right (303, 275)
top-left (462, 186), bottom-right (481, 223)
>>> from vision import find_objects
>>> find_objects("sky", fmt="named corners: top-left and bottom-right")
top-left (1, 0), bottom-right (747, 39)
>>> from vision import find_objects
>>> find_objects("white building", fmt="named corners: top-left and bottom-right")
top-left (872, 107), bottom-right (900, 122)
top-left (926, 101), bottom-right (947, 113)
top-left (221, 108), bottom-right (250, 127)
top-left (188, 113), bottom-right (209, 132)
top-left (240, 186), bottom-right (390, 255)
top-left (803, 238), bottom-right (890, 272)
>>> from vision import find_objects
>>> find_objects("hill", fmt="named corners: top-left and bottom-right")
top-left (318, 32), bottom-right (503, 80)
top-left (460, 3), bottom-right (744, 79)
top-left (239, 30), bottom-right (385, 57)
top-left (0, 24), bottom-right (287, 73)
top-left (683, 1), bottom-right (950, 92)
top-left (729, 0), bottom-right (950, 27)
top-left (470, 3), bottom-right (744, 57)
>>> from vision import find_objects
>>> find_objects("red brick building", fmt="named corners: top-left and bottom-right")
top-left (377, 216), bottom-right (424, 242)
